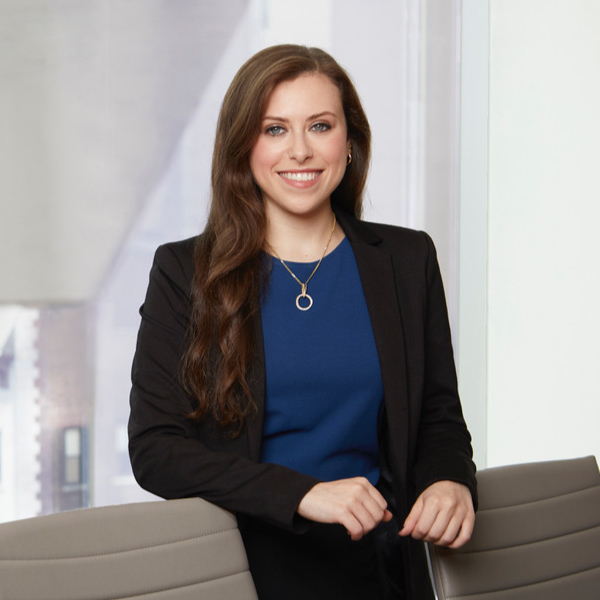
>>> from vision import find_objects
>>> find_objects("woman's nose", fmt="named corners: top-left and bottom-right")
top-left (288, 132), bottom-right (313, 162)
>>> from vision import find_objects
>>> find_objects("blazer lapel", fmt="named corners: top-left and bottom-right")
top-left (336, 210), bottom-right (410, 493)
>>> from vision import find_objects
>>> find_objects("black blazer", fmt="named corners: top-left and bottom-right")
top-left (128, 209), bottom-right (477, 599)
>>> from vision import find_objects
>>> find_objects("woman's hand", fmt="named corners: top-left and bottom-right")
top-left (297, 477), bottom-right (393, 541)
top-left (399, 480), bottom-right (474, 548)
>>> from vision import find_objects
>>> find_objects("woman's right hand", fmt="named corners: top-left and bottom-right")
top-left (296, 477), bottom-right (393, 541)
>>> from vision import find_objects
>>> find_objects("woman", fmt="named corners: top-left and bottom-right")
top-left (128, 44), bottom-right (476, 600)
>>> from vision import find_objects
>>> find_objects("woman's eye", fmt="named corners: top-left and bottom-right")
top-left (265, 125), bottom-right (285, 136)
top-left (311, 122), bottom-right (331, 133)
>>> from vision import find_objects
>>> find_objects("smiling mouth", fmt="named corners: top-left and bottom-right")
top-left (278, 171), bottom-right (322, 182)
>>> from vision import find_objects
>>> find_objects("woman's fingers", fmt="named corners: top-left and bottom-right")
top-left (399, 480), bottom-right (475, 548)
top-left (447, 510), bottom-right (475, 549)
top-left (297, 477), bottom-right (391, 540)
top-left (399, 495), bottom-right (424, 538)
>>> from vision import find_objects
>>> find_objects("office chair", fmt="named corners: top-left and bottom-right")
top-left (427, 455), bottom-right (600, 600)
top-left (0, 497), bottom-right (258, 600)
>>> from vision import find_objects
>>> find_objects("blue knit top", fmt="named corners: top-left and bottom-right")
top-left (260, 237), bottom-right (384, 484)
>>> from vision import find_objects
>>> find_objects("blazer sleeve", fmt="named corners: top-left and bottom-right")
top-left (410, 232), bottom-right (477, 508)
top-left (128, 241), bottom-right (320, 531)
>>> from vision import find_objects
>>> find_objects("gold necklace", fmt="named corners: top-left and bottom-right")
top-left (267, 214), bottom-right (337, 311)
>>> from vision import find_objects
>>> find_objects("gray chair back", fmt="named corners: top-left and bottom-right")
top-left (427, 455), bottom-right (600, 600)
top-left (0, 497), bottom-right (258, 600)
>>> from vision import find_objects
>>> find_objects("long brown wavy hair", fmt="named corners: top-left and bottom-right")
top-left (182, 44), bottom-right (372, 435)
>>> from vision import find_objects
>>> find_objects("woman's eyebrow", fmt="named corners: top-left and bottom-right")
top-left (307, 111), bottom-right (337, 121)
top-left (262, 111), bottom-right (338, 122)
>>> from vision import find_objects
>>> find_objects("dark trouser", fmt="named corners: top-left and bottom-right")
top-left (240, 515), bottom-right (410, 600)
top-left (241, 518), bottom-right (384, 600)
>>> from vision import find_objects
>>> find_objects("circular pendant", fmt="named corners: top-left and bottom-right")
top-left (295, 292), bottom-right (313, 311)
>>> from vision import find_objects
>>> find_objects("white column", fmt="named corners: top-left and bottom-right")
top-left (457, 0), bottom-right (490, 470)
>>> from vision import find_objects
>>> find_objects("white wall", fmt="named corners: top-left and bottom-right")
top-left (460, 0), bottom-right (600, 468)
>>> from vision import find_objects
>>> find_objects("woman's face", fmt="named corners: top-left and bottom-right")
top-left (250, 73), bottom-right (349, 223)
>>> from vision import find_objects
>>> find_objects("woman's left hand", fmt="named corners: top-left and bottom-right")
top-left (399, 480), bottom-right (475, 548)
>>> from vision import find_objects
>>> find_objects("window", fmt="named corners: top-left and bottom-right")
top-left (63, 427), bottom-right (84, 486)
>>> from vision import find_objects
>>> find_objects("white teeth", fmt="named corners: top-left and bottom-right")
top-left (280, 171), bottom-right (320, 182)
